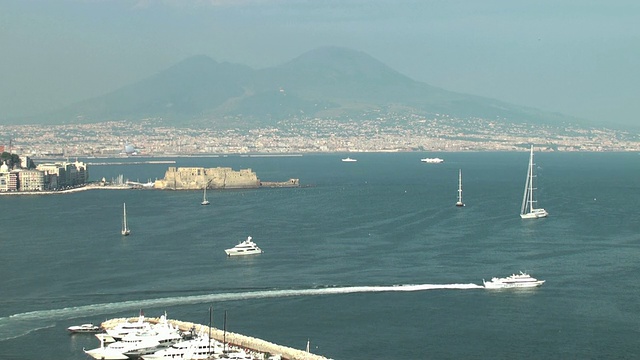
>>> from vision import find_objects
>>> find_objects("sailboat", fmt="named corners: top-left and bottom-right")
top-left (201, 185), bottom-right (210, 206)
top-left (121, 203), bottom-right (131, 236)
top-left (520, 145), bottom-right (548, 219)
top-left (456, 169), bottom-right (465, 207)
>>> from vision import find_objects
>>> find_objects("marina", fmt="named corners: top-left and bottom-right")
top-left (92, 316), bottom-right (330, 360)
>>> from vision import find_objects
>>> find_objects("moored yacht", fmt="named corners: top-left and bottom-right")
top-left (225, 236), bottom-right (263, 256)
top-left (141, 334), bottom-right (224, 360)
top-left (483, 272), bottom-right (545, 289)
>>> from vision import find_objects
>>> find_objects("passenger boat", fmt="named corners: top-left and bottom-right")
top-left (483, 272), bottom-right (545, 289)
top-left (225, 236), bottom-right (263, 256)
top-left (67, 323), bottom-right (101, 333)
top-left (420, 157), bottom-right (444, 163)
top-left (520, 145), bottom-right (548, 219)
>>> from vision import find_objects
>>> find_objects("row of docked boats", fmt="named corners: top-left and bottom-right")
top-left (76, 312), bottom-right (272, 360)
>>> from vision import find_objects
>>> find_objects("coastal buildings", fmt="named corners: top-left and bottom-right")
top-left (0, 158), bottom-right (89, 192)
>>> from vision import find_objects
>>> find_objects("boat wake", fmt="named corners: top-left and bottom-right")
top-left (0, 283), bottom-right (482, 341)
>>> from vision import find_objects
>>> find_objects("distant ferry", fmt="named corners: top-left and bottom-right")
top-left (421, 158), bottom-right (444, 164)
top-left (342, 157), bottom-right (357, 162)
top-left (483, 272), bottom-right (545, 289)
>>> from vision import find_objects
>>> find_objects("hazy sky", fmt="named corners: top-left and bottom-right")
top-left (1, 0), bottom-right (638, 127)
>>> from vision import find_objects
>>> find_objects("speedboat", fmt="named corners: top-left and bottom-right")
top-left (67, 323), bottom-right (101, 333)
top-left (225, 236), bottom-right (263, 256)
top-left (483, 271), bottom-right (545, 289)
top-left (420, 157), bottom-right (444, 163)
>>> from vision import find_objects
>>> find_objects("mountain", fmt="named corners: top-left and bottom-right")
top-left (16, 46), bottom-right (581, 127)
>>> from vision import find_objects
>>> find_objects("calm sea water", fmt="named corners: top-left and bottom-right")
top-left (1, 152), bottom-right (639, 359)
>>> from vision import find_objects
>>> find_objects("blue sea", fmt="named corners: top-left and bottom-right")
top-left (1, 152), bottom-right (639, 359)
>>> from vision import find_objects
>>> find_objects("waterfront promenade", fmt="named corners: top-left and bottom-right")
top-left (101, 317), bottom-right (331, 360)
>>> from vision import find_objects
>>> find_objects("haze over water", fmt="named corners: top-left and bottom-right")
top-left (1, 152), bottom-right (639, 359)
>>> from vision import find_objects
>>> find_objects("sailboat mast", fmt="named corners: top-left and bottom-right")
top-left (458, 169), bottom-right (463, 203)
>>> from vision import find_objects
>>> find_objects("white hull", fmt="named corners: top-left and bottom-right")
top-left (483, 280), bottom-right (545, 289)
top-left (421, 158), bottom-right (444, 163)
top-left (225, 249), bottom-right (263, 256)
top-left (520, 208), bottom-right (548, 219)
top-left (342, 157), bottom-right (357, 162)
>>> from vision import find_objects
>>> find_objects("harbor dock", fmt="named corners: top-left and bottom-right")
top-left (100, 317), bottom-right (331, 360)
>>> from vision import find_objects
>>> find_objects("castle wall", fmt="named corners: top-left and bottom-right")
top-left (154, 166), bottom-right (260, 190)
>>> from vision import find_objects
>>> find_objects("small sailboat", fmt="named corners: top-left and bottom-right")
top-left (520, 145), bottom-right (548, 219)
top-left (456, 169), bottom-right (465, 207)
top-left (201, 185), bottom-right (210, 206)
top-left (121, 203), bottom-right (131, 236)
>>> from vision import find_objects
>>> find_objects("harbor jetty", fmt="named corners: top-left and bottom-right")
top-left (100, 317), bottom-right (330, 360)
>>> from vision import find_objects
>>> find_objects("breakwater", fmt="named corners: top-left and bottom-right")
top-left (101, 317), bottom-right (330, 360)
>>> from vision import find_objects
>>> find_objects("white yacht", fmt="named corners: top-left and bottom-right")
top-left (141, 334), bottom-right (224, 360)
top-left (86, 315), bottom-right (183, 360)
top-left (483, 272), bottom-right (545, 289)
top-left (103, 313), bottom-right (153, 342)
top-left (520, 145), bottom-right (548, 219)
top-left (67, 323), bottom-right (101, 333)
top-left (421, 157), bottom-right (444, 163)
top-left (341, 157), bottom-right (357, 162)
top-left (225, 236), bottom-right (263, 256)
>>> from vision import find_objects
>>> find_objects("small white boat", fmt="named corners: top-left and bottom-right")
top-left (67, 323), bottom-right (101, 333)
top-left (520, 145), bottom-right (548, 219)
top-left (341, 157), bottom-right (357, 162)
top-left (421, 157), bottom-right (444, 163)
top-left (483, 271), bottom-right (545, 289)
top-left (456, 169), bottom-right (465, 207)
top-left (201, 186), bottom-right (210, 206)
top-left (121, 202), bottom-right (131, 236)
top-left (225, 236), bottom-right (263, 256)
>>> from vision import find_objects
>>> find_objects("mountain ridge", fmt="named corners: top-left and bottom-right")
top-left (9, 46), bottom-right (585, 128)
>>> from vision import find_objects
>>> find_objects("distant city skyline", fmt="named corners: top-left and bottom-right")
top-left (1, 0), bottom-right (639, 128)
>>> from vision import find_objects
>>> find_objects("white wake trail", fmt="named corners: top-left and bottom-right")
top-left (0, 283), bottom-right (482, 341)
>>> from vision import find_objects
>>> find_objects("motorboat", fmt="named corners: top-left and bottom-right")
top-left (341, 157), bottom-right (357, 162)
top-left (67, 323), bottom-right (101, 333)
top-left (520, 145), bottom-right (548, 219)
top-left (420, 157), bottom-right (444, 163)
top-left (225, 236), bottom-right (263, 256)
top-left (483, 272), bottom-right (545, 289)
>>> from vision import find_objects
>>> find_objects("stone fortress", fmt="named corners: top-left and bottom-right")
top-left (154, 166), bottom-right (299, 190)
